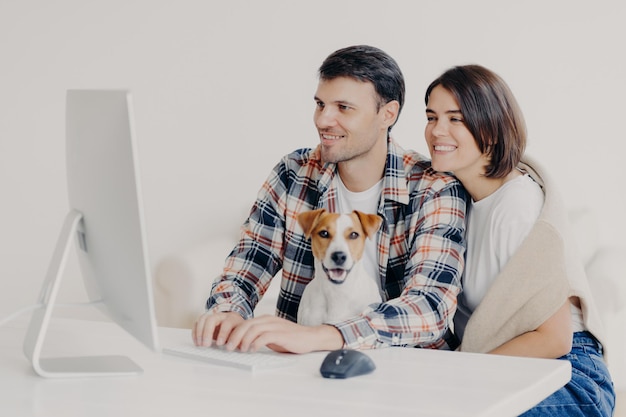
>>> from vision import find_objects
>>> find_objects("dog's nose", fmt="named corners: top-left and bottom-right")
top-left (331, 251), bottom-right (346, 266)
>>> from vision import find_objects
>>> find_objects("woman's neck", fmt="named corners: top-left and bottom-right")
top-left (459, 169), bottom-right (522, 202)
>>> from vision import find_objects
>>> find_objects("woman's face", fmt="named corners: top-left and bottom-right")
top-left (424, 85), bottom-right (488, 181)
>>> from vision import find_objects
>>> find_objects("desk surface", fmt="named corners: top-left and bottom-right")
top-left (0, 316), bottom-right (570, 417)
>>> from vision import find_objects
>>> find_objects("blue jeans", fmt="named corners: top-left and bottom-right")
top-left (520, 332), bottom-right (615, 417)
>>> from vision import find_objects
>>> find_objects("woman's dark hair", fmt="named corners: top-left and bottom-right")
top-left (319, 45), bottom-right (405, 132)
top-left (425, 65), bottom-right (526, 178)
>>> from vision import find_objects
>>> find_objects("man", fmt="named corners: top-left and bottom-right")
top-left (193, 45), bottom-right (467, 354)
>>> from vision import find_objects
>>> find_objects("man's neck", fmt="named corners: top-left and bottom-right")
top-left (337, 138), bottom-right (387, 192)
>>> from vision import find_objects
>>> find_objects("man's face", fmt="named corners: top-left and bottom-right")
top-left (313, 77), bottom-right (391, 164)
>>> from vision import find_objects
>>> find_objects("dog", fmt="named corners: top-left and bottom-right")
top-left (296, 209), bottom-right (383, 326)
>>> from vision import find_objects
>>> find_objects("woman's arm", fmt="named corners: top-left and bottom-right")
top-left (489, 299), bottom-right (573, 358)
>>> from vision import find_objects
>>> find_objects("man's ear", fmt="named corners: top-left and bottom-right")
top-left (381, 100), bottom-right (400, 129)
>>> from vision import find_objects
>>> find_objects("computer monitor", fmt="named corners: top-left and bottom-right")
top-left (23, 90), bottom-right (160, 378)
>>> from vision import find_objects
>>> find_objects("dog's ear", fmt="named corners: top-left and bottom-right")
top-left (297, 209), bottom-right (326, 238)
top-left (353, 211), bottom-right (383, 238)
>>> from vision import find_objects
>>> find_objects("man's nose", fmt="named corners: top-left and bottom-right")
top-left (315, 107), bottom-right (337, 128)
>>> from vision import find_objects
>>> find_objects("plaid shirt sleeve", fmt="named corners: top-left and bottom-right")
top-left (205, 149), bottom-right (320, 320)
top-left (332, 168), bottom-right (467, 350)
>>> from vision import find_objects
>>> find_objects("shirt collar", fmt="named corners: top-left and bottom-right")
top-left (311, 137), bottom-right (411, 206)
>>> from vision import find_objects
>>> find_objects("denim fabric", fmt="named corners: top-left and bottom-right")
top-left (520, 332), bottom-right (615, 417)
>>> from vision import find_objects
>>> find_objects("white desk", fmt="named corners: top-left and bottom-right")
top-left (0, 316), bottom-right (570, 417)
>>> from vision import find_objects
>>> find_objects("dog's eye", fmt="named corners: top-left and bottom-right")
top-left (348, 232), bottom-right (360, 240)
top-left (318, 230), bottom-right (330, 238)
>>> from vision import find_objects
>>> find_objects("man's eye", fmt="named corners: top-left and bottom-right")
top-left (348, 232), bottom-right (360, 240)
top-left (316, 101), bottom-right (325, 109)
top-left (318, 230), bottom-right (330, 238)
top-left (338, 104), bottom-right (350, 111)
top-left (426, 116), bottom-right (436, 122)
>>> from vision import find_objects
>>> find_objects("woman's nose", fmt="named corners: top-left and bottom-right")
top-left (431, 119), bottom-right (447, 137)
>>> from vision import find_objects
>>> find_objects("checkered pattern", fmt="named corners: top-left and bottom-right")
top-left (207, 138), bottom-right (467, 349)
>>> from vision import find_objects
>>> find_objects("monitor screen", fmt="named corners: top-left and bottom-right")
top-left (23, 90), bottom-right (160, 377)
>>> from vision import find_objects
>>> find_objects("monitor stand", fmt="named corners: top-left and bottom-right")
top-left (22, 210), bottom-right (143, 378)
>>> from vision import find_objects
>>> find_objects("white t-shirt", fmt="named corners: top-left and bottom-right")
top-left (335, 175), bottom-right (383, 297)
top-left (454, 173), bottom-right (544, 340)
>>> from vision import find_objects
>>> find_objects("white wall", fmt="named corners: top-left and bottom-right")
top-left (1, 0), bottom-right (624, 381)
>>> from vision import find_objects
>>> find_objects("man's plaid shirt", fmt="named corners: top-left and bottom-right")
top-left (207, 138), bottom-right (467, 350)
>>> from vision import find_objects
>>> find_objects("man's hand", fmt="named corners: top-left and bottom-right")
top-left (192, 313), bottom-right (343, 354)
top-left (192, 311), bottom-right (245, 347)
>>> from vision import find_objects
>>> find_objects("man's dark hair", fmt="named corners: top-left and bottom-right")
top-left (319, 45), bottom-right (405, 131)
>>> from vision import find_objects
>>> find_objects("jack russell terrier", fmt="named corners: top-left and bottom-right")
top-left (296, 209), bottom-right (383, 326)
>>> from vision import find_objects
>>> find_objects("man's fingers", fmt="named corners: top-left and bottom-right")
top-left (192, 312), bottom-right (215, 346)
top-left (192, 312), bottom-right (243, 347)
top-left (215, 313), bottom-right (244, 347)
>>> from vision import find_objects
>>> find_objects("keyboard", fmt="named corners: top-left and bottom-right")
top-left (162, 343), bottom-right (296, 371)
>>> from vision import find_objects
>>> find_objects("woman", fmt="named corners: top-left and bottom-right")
top-left (424, 65), bottom-right (615, 416)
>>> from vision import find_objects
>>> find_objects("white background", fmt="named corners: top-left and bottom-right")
top-left (1, 0), bottom-right (625, 382)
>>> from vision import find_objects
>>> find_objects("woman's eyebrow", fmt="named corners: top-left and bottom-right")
top-left (425, 108), bottom-right (462, 115)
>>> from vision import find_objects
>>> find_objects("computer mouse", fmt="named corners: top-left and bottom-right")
top-left (320, 349), bottom-right (376, 379)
